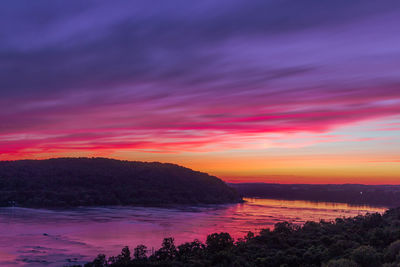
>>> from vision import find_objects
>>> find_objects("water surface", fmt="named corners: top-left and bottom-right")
top-left (0, 198), bottom-right (387, 266)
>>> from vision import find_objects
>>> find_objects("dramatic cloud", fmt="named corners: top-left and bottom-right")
top-left (1, 0), bottom-right (400, 160)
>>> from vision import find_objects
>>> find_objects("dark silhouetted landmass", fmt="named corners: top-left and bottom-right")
top-left (231, 183), bottom-right (400, 207)
top-left (82, 208), bottom-right (400, 267)
top-left (0, 158), bottom-right (241, 207)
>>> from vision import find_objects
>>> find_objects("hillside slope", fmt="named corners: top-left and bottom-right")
top-left (0, 158), bottom-right (241, 207)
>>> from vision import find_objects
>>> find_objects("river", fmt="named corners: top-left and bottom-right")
top-left (0, 198), bottom-right (387, 266)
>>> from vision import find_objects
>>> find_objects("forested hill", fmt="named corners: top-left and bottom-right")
top-left (0, 158), bottom-right (241, 207)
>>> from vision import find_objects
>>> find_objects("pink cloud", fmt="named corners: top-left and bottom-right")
top-left (1, 84), bottom-right (400, 159)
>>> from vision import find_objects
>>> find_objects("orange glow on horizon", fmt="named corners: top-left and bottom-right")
top-left (1, 119), bottom-right (399, 185)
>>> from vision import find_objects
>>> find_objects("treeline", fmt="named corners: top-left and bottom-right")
top-left (0, 158), bottom-right (241, 207)
top-left (79, 208), bottom-right (400, 267)
top-left (231, 183), bottom-right (400, 207)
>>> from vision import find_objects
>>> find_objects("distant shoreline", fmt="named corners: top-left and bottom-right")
top-left (0, 196), bottom-right (386, 211)
top-left (231, 183), bottom-right (400, 208)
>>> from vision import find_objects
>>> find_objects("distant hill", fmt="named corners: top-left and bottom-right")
top-left (0, 158), bottom-right (241, 207)
top-left (231, 183), bottom-right (400, 207)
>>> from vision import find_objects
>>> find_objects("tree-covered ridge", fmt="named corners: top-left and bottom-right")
top-left (82, 208), bottom-right (400, 267)
top-left (0, 158), bottom-right (241, 207)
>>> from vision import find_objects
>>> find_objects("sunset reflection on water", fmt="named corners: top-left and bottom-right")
top-left (0, 198), bottom-right (387, 266)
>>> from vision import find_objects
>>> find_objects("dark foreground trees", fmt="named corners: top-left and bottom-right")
top-left (80, 207), bottom-right (400, 267)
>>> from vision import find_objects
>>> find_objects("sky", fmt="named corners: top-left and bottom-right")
top-left (1, 0), bottom-right (400, 184)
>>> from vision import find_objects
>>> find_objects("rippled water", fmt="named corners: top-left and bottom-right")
top-left (0, 198), bottom-right (387, 266)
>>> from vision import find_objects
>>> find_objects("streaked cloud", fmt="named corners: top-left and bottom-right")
top-left (1, 1), bottom-right (400, 182)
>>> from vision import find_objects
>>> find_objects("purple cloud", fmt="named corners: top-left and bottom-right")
top-left (1, 0), bottom-right (400, 158)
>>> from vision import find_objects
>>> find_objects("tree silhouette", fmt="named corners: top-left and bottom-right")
top-left (206, 232), bottom-right (234, 253)
top-left (133, 245), bottom-right (147, 261)
top-left (155, 237), bottom-right (176, 261)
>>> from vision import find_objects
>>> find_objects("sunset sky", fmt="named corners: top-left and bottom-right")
top-left (1, 1), bottom-right (400, 184)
